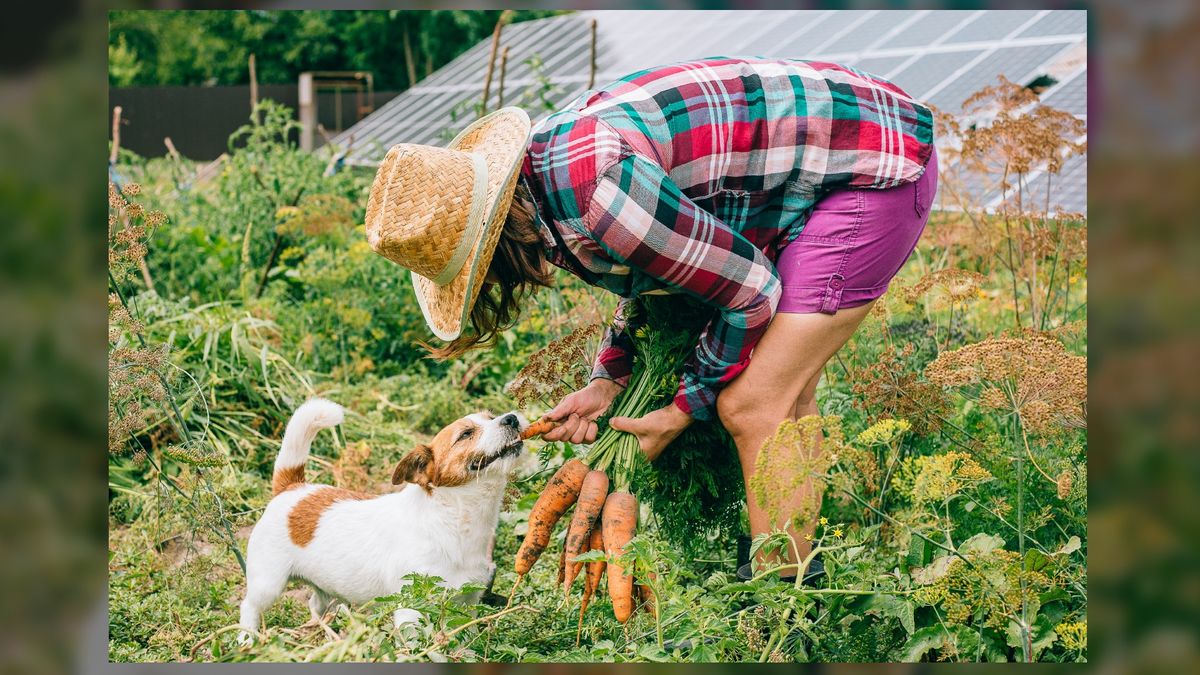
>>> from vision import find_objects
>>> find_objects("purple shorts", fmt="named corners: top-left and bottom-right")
top-left (777, 148), bottom-right (937, 314)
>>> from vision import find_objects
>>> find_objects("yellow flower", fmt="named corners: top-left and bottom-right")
top-left (804, 533), bottom-right (813, 542)
top-left (1057, 621), bottom-right (1087, 652)
top-left (977, 288), bottom-right (988, 299)
top-left (819, 517), bottom-right (828, 526)
top-left (856, 418), bottom-right (912, 446)
top-left (833, 527), bottom-right (843, 537)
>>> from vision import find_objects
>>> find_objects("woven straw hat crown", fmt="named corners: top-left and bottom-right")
top-left (365, 144), bottom-right (488, 284)
top-left (364, 107), bottom-right (531, 341)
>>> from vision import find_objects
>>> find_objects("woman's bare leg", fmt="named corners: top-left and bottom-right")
top-left (717, 301), bottom-right (875, 572)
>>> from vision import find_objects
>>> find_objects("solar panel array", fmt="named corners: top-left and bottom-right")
top-left (335, 9), bottom-right (1086, 213)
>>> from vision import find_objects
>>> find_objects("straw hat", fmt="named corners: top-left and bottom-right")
top-left (365, 107), bottom-right (531, 341)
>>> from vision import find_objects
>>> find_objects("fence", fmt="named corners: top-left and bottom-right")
top-left (109, 85), bottom-right (401, 160)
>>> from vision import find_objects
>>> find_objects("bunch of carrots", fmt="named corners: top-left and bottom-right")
top-left (510, 303), bottom-right (689, 630)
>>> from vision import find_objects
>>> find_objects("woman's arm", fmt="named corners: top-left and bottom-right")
top-left (591, 296), bottom-right (640, 387)
top-left (581, 153), bottom-right (782, 422)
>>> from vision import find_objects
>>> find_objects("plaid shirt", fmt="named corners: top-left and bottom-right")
top-left (521, 57), bottom-right (934, 420)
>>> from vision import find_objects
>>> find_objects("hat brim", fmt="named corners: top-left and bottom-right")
top-left (410, 107), bottom-right (531, 341)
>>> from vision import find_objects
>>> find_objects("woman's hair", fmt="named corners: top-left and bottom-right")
top-left (426, 180), bottom-right (554, 359)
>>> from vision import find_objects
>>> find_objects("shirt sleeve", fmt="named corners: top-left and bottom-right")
top-left (581, 153), bottom-right (781, 421)
top-left (590, 296), bottom-right (641, 387)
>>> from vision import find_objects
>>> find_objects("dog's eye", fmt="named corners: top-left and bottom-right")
top-left (457, 428), bottom-right (475, 443)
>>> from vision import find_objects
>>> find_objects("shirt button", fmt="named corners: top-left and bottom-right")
top-left (831, 277), bottom-right (844, 289)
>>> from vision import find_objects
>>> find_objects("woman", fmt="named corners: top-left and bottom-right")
top-left (365, 57), bottom-right (936, 580)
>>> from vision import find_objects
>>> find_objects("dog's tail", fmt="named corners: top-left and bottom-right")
top-left (271, 398), bottom-right (345, 496)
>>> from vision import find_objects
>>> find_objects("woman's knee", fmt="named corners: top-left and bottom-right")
top-left (718, 385), bottom-right (786, 439)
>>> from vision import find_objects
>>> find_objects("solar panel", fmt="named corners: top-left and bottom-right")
top-left (1016, 10), bottom-right (1086, 38)
top-left (883, 11), bottom-right (978, 49)
top-left (335, 9), bottom-right (1086, 214)
top-left (831, 11), bottom-right (914, 53)
top-left (1022, 154), bottom-right (1087, 214)
top-left (1040, 71), bottom-right (1087, 115)
top-left (890, 50), bottom-right (987, 102)
top-left (850, 56), bottom-right (913, 80)
top-left (943, 10), bottom-right (1043, 43)
top-left (926, 43), bottom-right (1073, 113)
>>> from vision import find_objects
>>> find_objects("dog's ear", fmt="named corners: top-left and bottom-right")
top-left (392, 444), bottom-right (434, 488)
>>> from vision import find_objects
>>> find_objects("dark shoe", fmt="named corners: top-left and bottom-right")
top-left (736, 553), bottom-right (825, 587)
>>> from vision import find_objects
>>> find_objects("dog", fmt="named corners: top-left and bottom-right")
top-left (237, 398), bottom-right (526, 642)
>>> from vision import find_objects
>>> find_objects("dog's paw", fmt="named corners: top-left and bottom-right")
top-left (393, 608), bottom-right (424, 627)
top-left (236, 629), bottom-right (255, 647)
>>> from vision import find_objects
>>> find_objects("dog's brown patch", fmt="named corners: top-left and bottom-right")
top-left (272, 465), bottom-right (306, 496)
top-left (287, 486), bottom-right (374, 546)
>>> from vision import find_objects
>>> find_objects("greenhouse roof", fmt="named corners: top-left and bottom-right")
top-left (336, 9), bottom-right (1087, 214)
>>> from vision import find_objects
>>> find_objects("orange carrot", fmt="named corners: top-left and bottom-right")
top-left (556, 546), bottom-right (566, 586)
top-left (520, 419), bottom-right (558, 440)
top-left (576, 525), bottom-right (606, 645)
top-left (637, 571), bottom-right (658, 618)
top-left (601, 490), bottom-right (638, 624)
top-left (563, 470), bottom-right (609, 593)
top-left (514, 458), bottom-right (589, 577)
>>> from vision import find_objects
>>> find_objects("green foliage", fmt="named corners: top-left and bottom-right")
top-left (108, 10), bottom-right (568, 90)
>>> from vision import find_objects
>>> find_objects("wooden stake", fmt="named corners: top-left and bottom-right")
top-left (497, 46), bottom-right (510, 108)
top-left (163, 137), bottom-right (181, 162)
top-left (110, 106), bottom-right (122, 164)
top-left (249, 53), bottom-right (259, 121)
top-left (588, 19), bottom-right (598, 89)
top-left (401, 22), bottom-right (418, 88)
top-left (481, 10), bottom-right (513, 116)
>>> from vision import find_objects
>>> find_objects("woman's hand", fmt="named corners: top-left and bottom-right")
top-left (609, 402), bottom-right (693, 462)
top-left (543, 378), bottom-right (625, 444)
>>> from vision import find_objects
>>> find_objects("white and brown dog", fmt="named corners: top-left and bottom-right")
top-left (237, 398), bottom-right (526, 642)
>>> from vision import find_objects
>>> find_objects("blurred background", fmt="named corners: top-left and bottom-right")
top-left (1, 0), bottom-right (1196, 672)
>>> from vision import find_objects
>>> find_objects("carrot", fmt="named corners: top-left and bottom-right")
top-left (637, 571), bottom-right (658, 618)
top-left (520, 419), bottom-right (558, 440)
top-left (576, 525), bottom-right (606, 646)
top-left (601, 490), bottom-right (638, 624)
top-left (562, 470), bottom-right (609, 593)
top-left (556, 546), bottom-right (566, 587)
top-left (514, 458), bottom-right (589, 577)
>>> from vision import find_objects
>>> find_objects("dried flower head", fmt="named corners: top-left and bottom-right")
top-left (904, 268), bottom-right (987, 305)
top-left (924, 335), bottom-right (1087, 434)
top-left (505, 324), bottom-right (600, 407)
top-left (849, 344), bottom-right (951, 436)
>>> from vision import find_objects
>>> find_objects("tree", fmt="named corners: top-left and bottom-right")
top-left (108, 10), bottom-right (566, 90)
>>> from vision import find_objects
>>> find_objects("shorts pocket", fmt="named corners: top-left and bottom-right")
top-left (793, 189), bottom-right (865, 246)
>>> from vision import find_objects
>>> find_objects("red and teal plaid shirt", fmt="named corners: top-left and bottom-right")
top-left (520, 57), bottom-right (934, 420)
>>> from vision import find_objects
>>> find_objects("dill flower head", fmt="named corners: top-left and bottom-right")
top-left (913, 548), bottom-right (1053, 630)
top-left (924, 335), bottom-right (1087, 434)
top-left (856, 418), bottom-right (912, 447)
top-left (750, 415), bottom-right (844, 530)
top-left (1057, 621), bottom-right (1087, 652)
top-left (898, 450), bottom-right (993, 509)
top-left (849, 344), bottom-right (951, 437)
top-left (505, 324), bottom-right (600, 407)
top-left (904, 268), bottom-right (987, 305)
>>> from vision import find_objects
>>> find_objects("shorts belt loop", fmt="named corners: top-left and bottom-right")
top-left (819, 274), bottom-right (846, 314)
